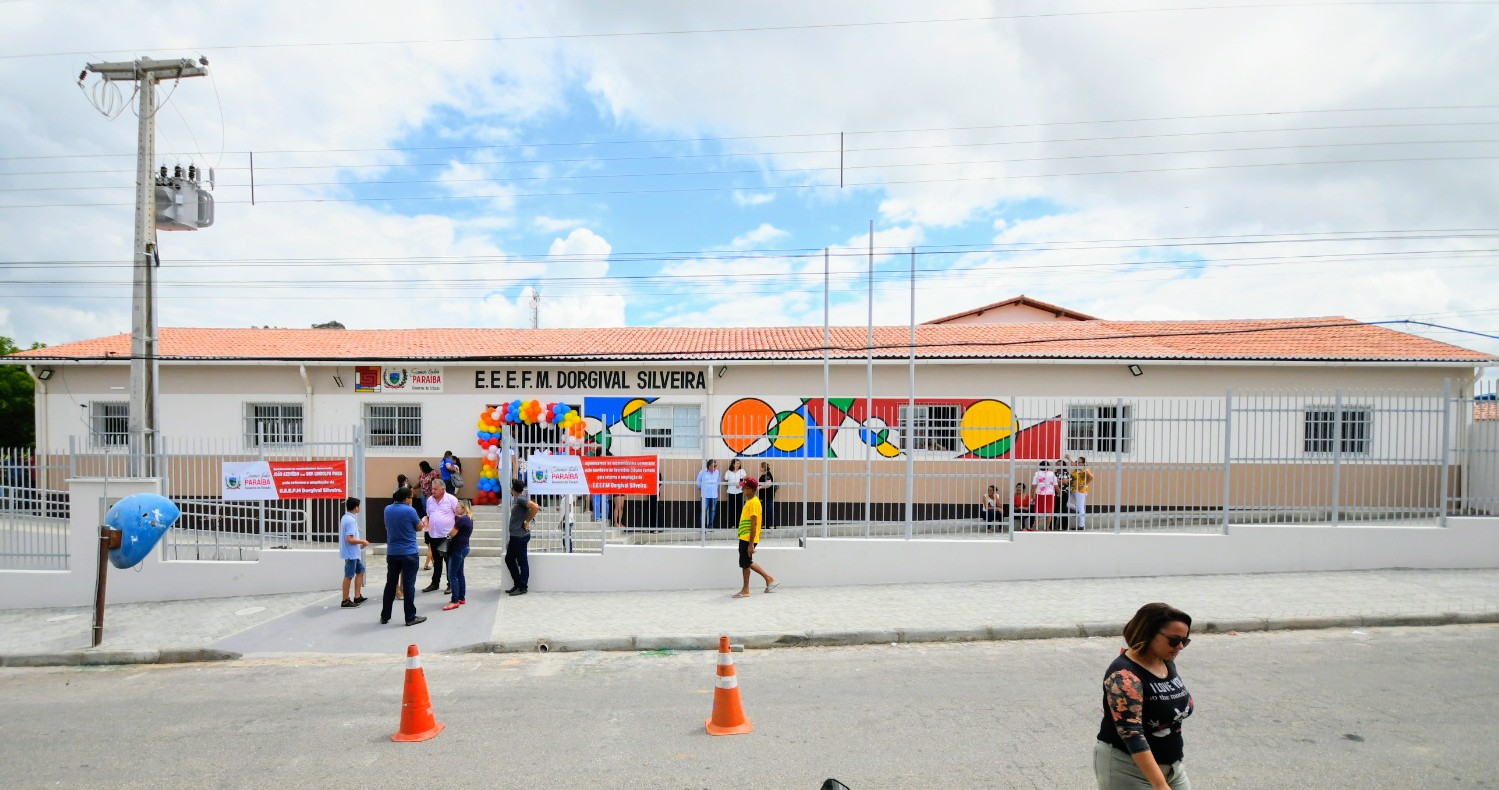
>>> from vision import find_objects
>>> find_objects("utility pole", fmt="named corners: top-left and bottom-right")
top-left (83, 57), bottom-right (207, 477)
top-left (530, 287), bottom-right (541, 329)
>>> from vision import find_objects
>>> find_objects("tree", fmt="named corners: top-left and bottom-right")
top-left (0, 337), bottom-right (45, 447)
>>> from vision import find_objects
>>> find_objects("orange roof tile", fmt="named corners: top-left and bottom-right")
top-left (4, 319), bottom-right (1493, 365)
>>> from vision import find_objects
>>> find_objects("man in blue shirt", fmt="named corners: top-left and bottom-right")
top-left (696, 459), bottom-right (720, 528)
top-left (380, 487), bottom-right (426, 627)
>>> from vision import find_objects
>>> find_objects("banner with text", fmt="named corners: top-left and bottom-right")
top-left (222, 460), bottom-right (348, 501)
top-left (526, 454), bottom-right (658, 496)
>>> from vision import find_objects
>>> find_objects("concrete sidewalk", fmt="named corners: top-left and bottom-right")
top-left (2, 562), bottom-right (1498, 665)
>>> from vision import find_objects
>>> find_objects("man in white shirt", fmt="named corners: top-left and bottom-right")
top-left (420, 486), bottom-right (460, 593)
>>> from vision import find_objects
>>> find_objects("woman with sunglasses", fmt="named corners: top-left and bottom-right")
top-left (1096, 602), bottom-right (1195, 790)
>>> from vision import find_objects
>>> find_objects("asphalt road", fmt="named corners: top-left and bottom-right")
top-left (3, 626), bottom-right (1497, 789)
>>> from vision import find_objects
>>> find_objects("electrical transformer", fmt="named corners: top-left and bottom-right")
top-left (154, 164), bottom-right (215, 231)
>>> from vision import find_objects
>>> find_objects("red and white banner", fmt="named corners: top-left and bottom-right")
top-left (527, 454), bottom-right (658, 496)
top-left (580, 455), bottom-right (659, 495)
top-left (222, 460), bottom-right (348, 501)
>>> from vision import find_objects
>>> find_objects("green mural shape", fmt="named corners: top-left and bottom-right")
top-left (970, 435), bottom-right (1013, 459)
top-left (828, 397), bottom-right (857, 413)
top-left (623, 407), bottom-right (645, 432)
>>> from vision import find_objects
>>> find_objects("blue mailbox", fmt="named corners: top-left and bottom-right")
top-left (105, 493), bottom-right (181, 569)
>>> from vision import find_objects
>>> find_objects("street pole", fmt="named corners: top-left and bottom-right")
top-left (84, 57), bottom-right (207, 478)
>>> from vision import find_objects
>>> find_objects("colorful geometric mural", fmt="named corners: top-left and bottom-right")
top-left (581, 396), bottom-right (658, 455)
top-left (720, 397), bottom-right (1062, 460)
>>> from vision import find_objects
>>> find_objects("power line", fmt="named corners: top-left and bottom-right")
top-left (5, 152), bottom-right (1498, 210)
top-left (5, 104), bottom-right (1498, 163)
top-left (8, 135), bottom-right (1498, 194)
top-left (5, 247), bottom-right (1495, 294)
top-left (6, 3), bottom-right (1497, 61)
top-left (5, 226), bottom-right (1499, 269)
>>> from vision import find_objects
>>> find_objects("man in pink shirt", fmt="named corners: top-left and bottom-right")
top-left (419, 486), bottom-right (460, 593)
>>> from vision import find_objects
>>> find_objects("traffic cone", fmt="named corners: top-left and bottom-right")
top-left (706, 634), bottom-right (753, 736)
top-left (391, 644), bottom-right (445, 742)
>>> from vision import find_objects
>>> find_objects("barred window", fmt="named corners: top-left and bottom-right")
top-left (899, 403), bottom-right (960, 452)
top-left (1303, 407), bottom-right (1371, 455)
top-left (644, 404), bottom-right (700, 450)
top-left (245, 403), bottom-right (304, 447)
top-left (364, 403), bottom-right (422, 448)
top-left (1066, 404), bottom-right (1134, 455)
top-left (89, 402), bottom-right (129, 447)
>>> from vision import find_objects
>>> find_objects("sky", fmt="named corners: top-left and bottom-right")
top-left (1, 0), bottom-right (1497, 361)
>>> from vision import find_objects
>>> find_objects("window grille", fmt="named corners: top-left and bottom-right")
top-left (244, 403), bottom-right (304, 447)
top-left (364, 403), bottom-right (422, 448)
top-left (1066, 404), bottom-right (1134, 454)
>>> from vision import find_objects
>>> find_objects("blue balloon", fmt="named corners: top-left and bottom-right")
top-left (105, 493), bottom-right (181, 569)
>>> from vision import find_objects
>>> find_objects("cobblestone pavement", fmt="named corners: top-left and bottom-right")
top-left (1, 562), bottom-right (1497, 658)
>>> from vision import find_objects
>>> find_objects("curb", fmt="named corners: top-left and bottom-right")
top-left (449, 610), bottom-right (1499, 655)
top-left (11, 613), bottom-right (1499, 665)
top-left (0, 648), bottom-right (241, 668)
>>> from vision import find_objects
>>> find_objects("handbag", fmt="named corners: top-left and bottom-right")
top-left (450, 470), bottom-right (465, 488)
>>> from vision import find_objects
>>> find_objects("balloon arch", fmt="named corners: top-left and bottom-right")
top-left (472, 400), bottom-right (585, 505)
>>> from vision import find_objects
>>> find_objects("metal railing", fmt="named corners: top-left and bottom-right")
top-left (0, 448), bottom-right (69, 570)
top-left (493, 383), bottom-right (1498, 553)
top-left (58, 429), bottom-right (363, 562)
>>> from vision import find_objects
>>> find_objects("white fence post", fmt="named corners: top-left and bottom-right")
top-left (1331, 388), bottom-right (1343, 527)
top-left (1113, 397), bottom-right (1124, 534)
top-left (1222, 389), bottom-right (1233, 535)
top-left (1440, 378), bottom-right (1452, 527)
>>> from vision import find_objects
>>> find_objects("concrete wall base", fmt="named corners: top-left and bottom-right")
top-left (521, 518), bottom-right (1499, 592)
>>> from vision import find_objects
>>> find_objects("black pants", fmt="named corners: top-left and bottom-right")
top-left (426, 534), bottom-right (447, 588)
top-left (725, 493), bottom-right (742, 527)
top-left (762, 492), bottom-right (775, 528)
top-left (381, 553), bottom-right (418, 623)
top-left (505, 534), bottom-right (531, 591)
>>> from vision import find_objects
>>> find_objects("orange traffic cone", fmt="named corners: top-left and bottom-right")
top-left (392, 644), bottom-right (445, 742)
top-left (706, 634), bottom-right (753, 736)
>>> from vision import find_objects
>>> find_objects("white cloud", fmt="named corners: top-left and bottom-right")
top-left (731, 223), bottom-right (788, 248)
top-left (532, 216), bottom-right (588, 233)
top-left (732, 190), bottom-right (775, 207)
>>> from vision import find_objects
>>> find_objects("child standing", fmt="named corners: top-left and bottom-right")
top-left (1032, 461), bottom-right (1058, 531)
top-left (340, 497), bottom-right (369, 607)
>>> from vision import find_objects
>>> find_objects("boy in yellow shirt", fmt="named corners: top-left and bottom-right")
top-left (733, 478), bottom-right (779, 598)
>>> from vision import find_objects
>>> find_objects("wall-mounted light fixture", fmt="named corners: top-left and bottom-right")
top-left (1128, 364), bottom-right (1143, 377)
top-left (36, 368), bottom-right (54, 381)
top-left (332, 374), bottom-right (344, 388)
top-left (717, 366), bottom-right (728, 378)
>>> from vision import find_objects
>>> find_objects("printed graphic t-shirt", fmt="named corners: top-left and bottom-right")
top-left (1032, 470), bottom-right (1057, 496)
top-left (1097, 652), bottom-right (1194, 765)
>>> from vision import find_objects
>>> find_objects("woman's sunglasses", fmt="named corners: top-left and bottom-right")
top-left (1162, 635), bottom-right (1191, 648)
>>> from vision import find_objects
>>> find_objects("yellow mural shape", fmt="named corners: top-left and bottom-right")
top-left (960, 399), bottom-right (1015, 453)
top-left (770, 410), bottom-right (807, 452)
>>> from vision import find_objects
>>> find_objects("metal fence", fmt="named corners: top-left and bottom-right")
top-left (3, 382), bottom-right (1495, 567)
top-left (62, 429), bottom-right (365, 562)
top-left (493, 382), bottom-right (1498, 552)
top-left (0, 448), bottom-right (70, 570)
